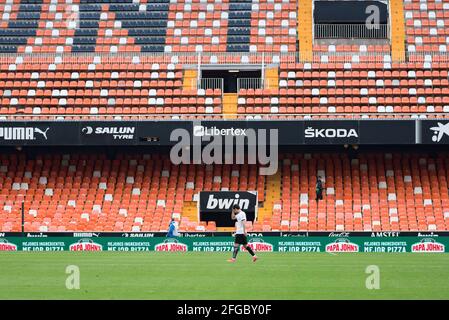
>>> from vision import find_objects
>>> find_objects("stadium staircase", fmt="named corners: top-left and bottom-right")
top-left (183, 70), bottom-right (198, 91)
top-left (297, 0), bottom-right (313, 61)
top-left (265, 67), bottom-right (279, 90)
top-left (180, 201), bottom-right (206, 231)
top-left (223, 93), bottom-right (238, 119)
top-left (256, 170), bottom-right (281, 230)
top-left (390, 0), bottom-right (406, 61)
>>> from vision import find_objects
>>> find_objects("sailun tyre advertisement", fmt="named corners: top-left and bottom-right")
top-left (0, 236), bottom-right (448, 253)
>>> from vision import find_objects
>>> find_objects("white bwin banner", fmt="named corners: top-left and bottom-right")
top-left (198, 191), bottom-right (258, 227)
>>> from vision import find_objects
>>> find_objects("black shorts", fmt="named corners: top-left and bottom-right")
top-left (235, 234), bottom-right (248, 245)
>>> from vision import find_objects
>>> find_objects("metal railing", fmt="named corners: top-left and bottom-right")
top-left (194, 78), bottom-right (224, 92)
top-left (1, 51), bottom-right (449, 64)
top-left (314, 24), bottom-right (389, 39)
top-left (237, 78), bottom-right (265, 91)
top-left (1, 113), bottom-right (448, 121)
top-left (0, 52), bottom-right (294, 65)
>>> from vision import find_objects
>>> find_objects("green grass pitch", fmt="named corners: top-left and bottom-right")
top-left (0, 252), bottom-right (448, 299)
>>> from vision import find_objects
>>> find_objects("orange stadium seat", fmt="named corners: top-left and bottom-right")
top-left (0, 153), bottom-right (267, 232)
top-left (0, 0), bottom-right (448, 119)
top-left (1, 152), bottom-right (449, 232)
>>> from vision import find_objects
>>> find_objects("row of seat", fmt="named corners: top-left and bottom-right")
top-left (1, 55), bottom-right (449, 117)
top-left (0, 0), bottom-right (298, 53)
top-left (234, 61), bottom-right (449, 115)
top-left (2, 152), bottom-right (449, 232)
top-left (0, 153), bottom-right (266, 232)
top-left (4, 0), bottom-right (449, 55)
top-left (258, 153), bottom-right (449, 231)
top-left (404, 0), bottom-right (449, 52)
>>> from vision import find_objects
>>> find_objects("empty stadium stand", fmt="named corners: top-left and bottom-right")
top-left (405, 0), bottom-right (449, 54)
top-left (273, 60), bottom-right (449, 116)
top-left (0, 152), bottom-right (265, 232)
top-left (272, 152), bottom-right (449, 232)
top-left (2, 54), bottom-right (449, 119)
top-left (0, 0), bottom-right (297, 54)
top-left (0, 0), bottom-right (448, 119)
top-left (1, 152), bottom-right (448, 232)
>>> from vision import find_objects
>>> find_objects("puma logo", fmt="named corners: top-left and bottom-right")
top-left (34, 128), bottom-right (50, 140)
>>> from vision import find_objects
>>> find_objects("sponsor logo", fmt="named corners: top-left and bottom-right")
top-left (26, 233), bottom-right (47, 237)
top-left (417, 232), bottom-right (437, 237)
top-left (0, 127), bottom-right (49, 141)
top-left (124, 233), bottom-right (155, 238)
top-left (305, 127), bottom-right (358, 139)
top-left (205, 193), bottom-right (254, 211)
top-left (242, 238), bottom-right (274, 252)
top-left (281, 233), bottom-right (309, 237)
top-left (326, 238), bottom-right (359, 252)
top-left (69, 239), bottom-right (103, 251)
top-left (82, 126), bottom-right (135, 140)
top-left (370, 232), bottom-right (400, 237)
top-left (411, 238), bottom-right (445, 253)
top-left (247, 233), bottom-right (265, 237)
top-left (430, 122), bottom-right (449, 142)
top-left (154, 239), bottom-right (188, 252)
top-left (171, 123), bottom-right (278, 175)
top-left (0, 238), bottom-right (17, 251)
top-left (328, 232), bottom-right (350, 237)
top-left (182, 233), bottom-right (206, 237)
top-left (193, 126), bottom-right (247, 137)
top-left (73, 233), bottom-right (99, 238)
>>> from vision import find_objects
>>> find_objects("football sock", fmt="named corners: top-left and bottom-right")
top-left (245, 246), bottom-right (255, 256)
top-left (232, 246), bottom-right (239, 259)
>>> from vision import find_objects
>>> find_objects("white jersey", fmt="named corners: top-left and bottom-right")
top-left (234, 211), bottom-right (247, 234)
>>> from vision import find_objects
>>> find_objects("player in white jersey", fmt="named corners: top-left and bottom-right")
top-left (227, 204), bottom-right (258, 263)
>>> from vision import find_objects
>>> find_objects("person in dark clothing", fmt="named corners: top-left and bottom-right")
top-left (315, 176), bottom-right (323, 202)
